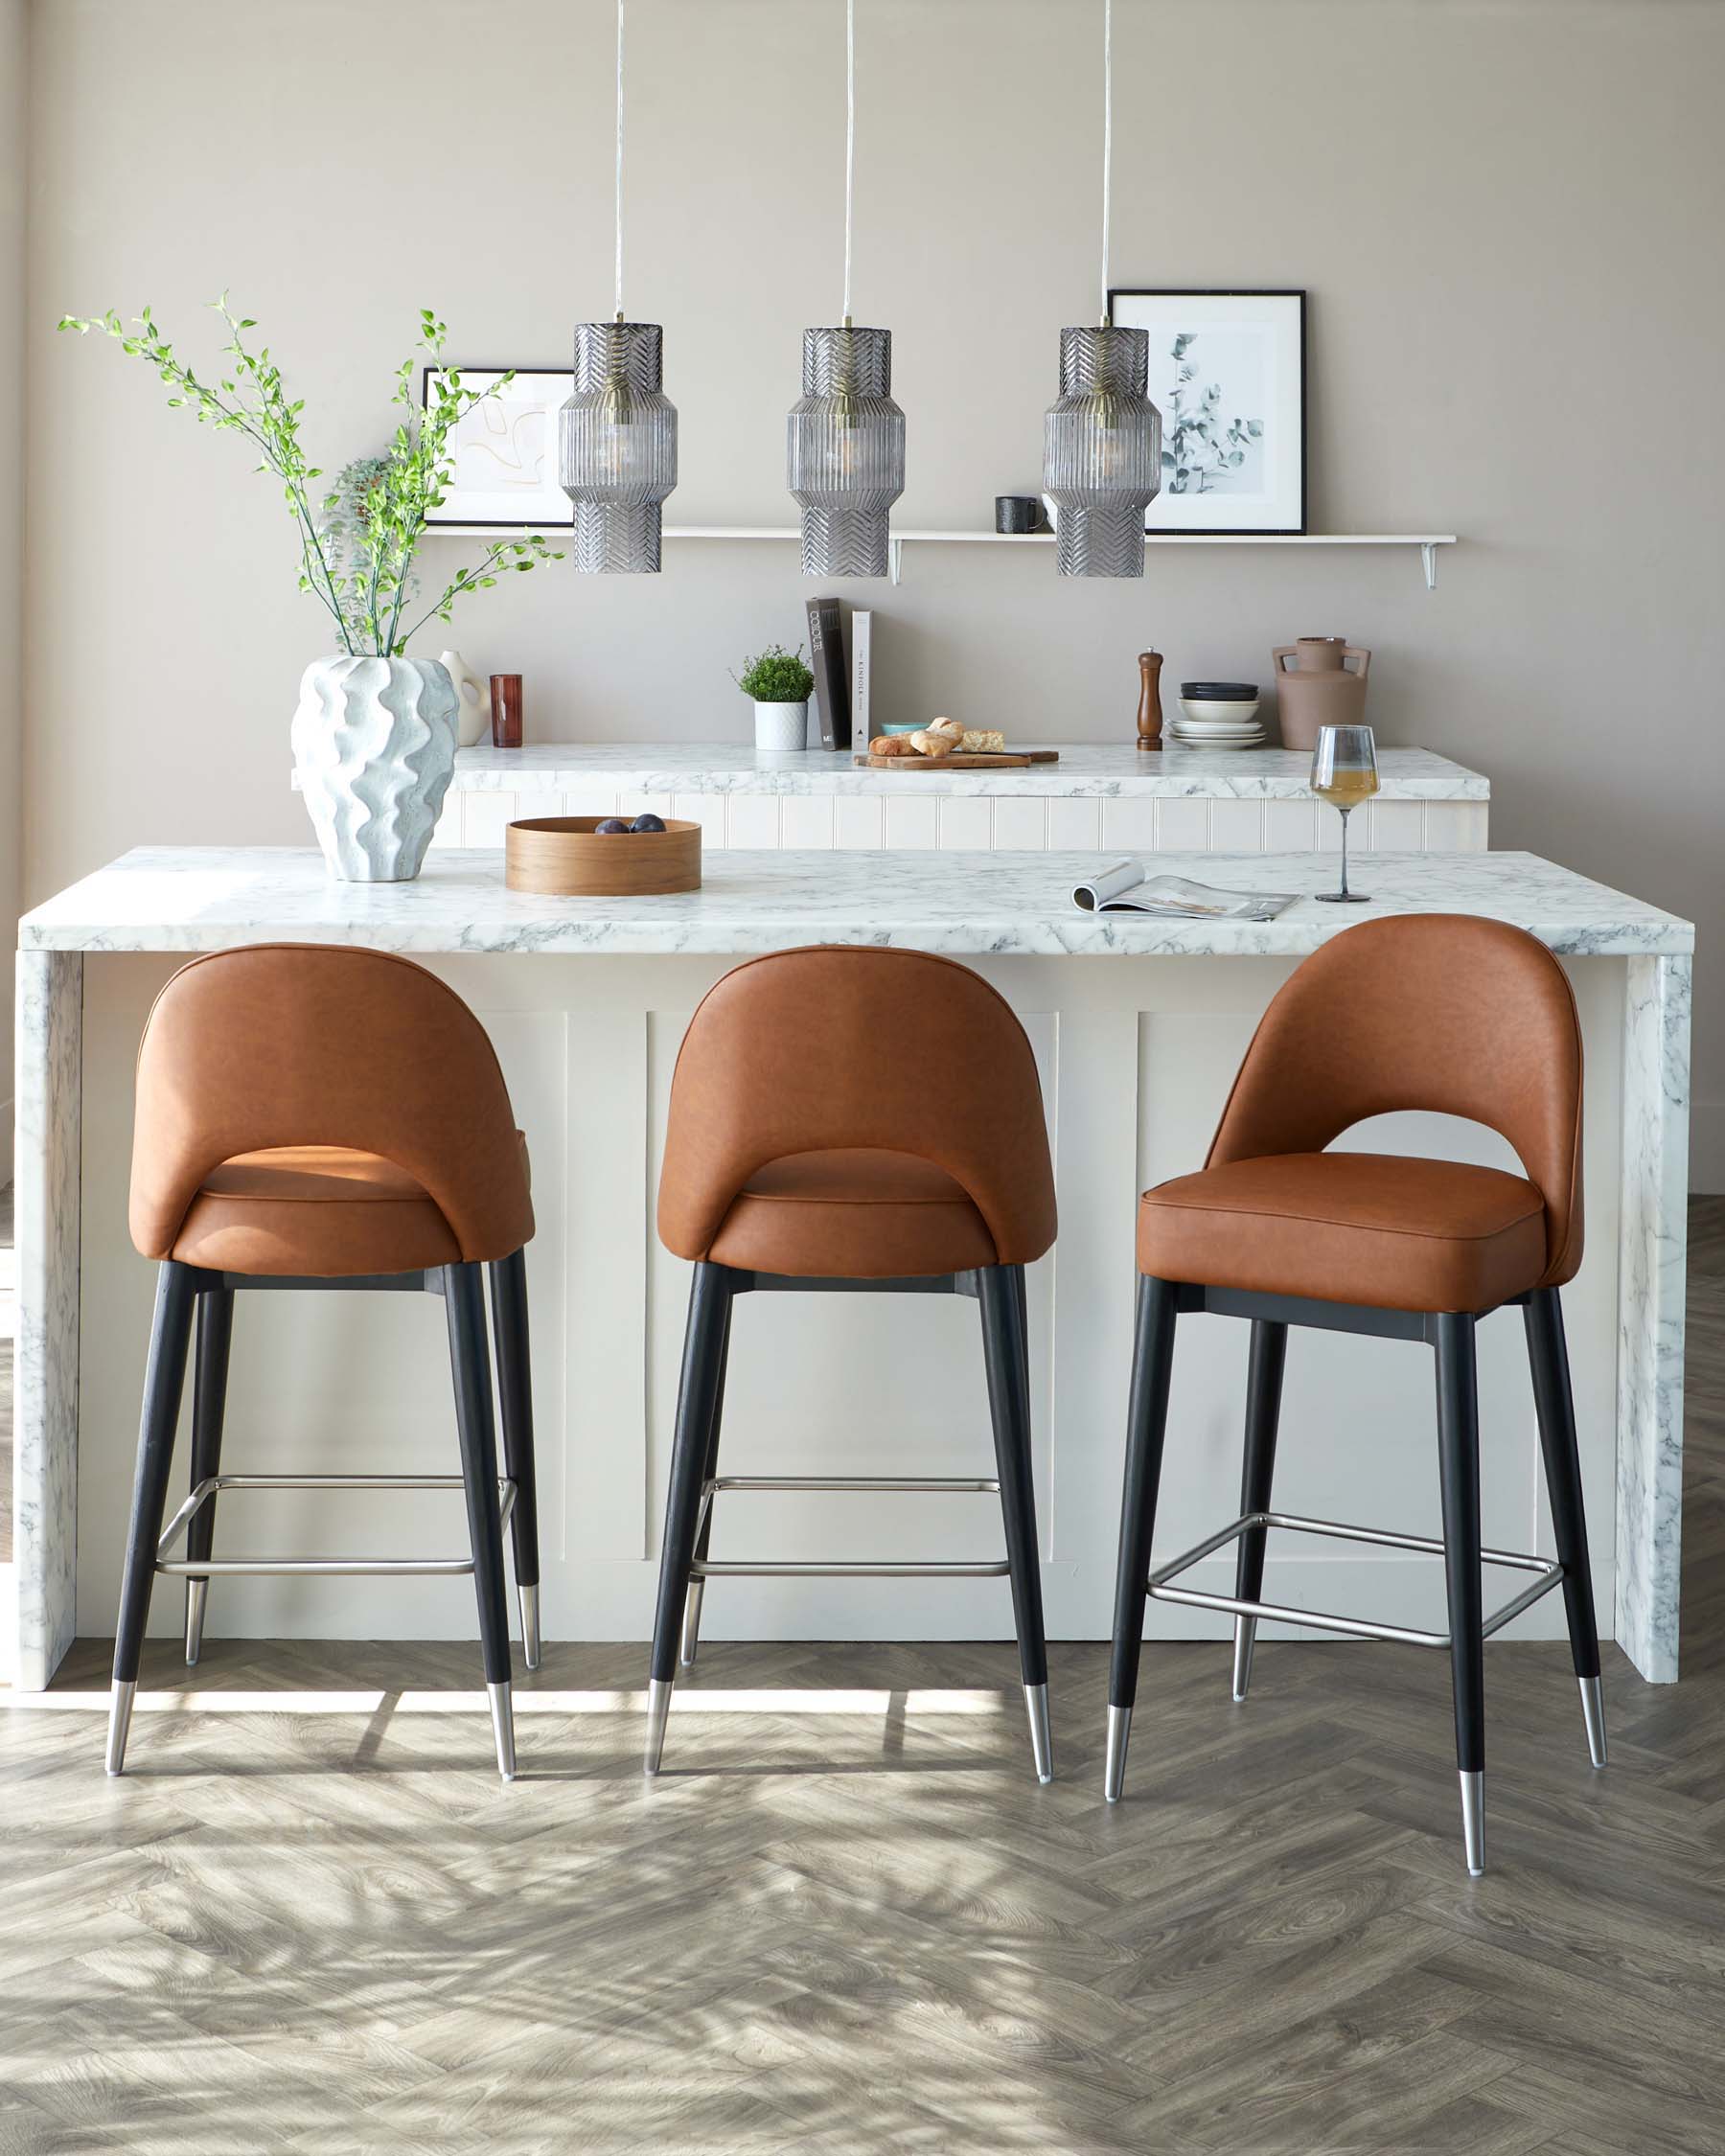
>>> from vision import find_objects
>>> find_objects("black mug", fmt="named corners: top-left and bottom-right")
top-left (995, 494), bottom-right (1044, 535)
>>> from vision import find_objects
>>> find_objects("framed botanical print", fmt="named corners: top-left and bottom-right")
top-left (1106, 289), bottom-right (1305, 534)
top-left (420, 366), bottom-right (573, 528)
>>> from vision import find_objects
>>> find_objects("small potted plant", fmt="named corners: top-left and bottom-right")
top-left (733, 643), bottom-right (816, 754)
top-left (58, 298), bottom-right (563, 883)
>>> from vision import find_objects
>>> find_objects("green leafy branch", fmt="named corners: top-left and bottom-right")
top-left (58, 298), bottom-right (564, 654)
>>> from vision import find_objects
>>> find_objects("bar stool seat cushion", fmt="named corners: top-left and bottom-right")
top-left (169, 1138), bottom-right (530, 1278)
top-left (1138, 1151), bottom-right (1549, 1315)
top-left (707, 1147), bottom-right (999, 1278)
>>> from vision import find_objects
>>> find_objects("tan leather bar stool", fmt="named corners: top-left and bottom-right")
top-left (1107, 915), bottom-right (1603, 1874)
top-left (647, 946), bottom-right (1059, 1779)
top-left (107, 945), bottom-right (540, 1780)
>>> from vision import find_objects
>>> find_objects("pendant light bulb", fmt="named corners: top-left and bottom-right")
top-left (559, 0), bottom-right (678, 573)
top-left (787, 0), bottom-right (905, 577)
top-left (1043, 0), bottom-right (1161, 577)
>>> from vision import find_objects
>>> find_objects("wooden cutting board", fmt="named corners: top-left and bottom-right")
top-left (854, 749), bottom-right (1062, 769)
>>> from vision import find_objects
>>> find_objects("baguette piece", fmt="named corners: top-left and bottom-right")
top-left (908, 728), bottom-right (955, 758)
top-left (869, 734), bottom-right (921, 758)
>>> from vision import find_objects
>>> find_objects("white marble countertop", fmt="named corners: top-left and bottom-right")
top-left (441, 742), bottom-right (1490, 801)
top-left (20, 846), bottom-right (1690, 958)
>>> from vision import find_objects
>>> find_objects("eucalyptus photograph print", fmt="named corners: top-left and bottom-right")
top-left (421, 366), bottom-right (574, 528)
top-left (1106, 289), bottom-right (1305, 533)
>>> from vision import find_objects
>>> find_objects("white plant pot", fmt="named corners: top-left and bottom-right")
top-left (440, 649), bottom-right (491, 747)
top-left (292, 654), bottom-right (459, 883)
top-left (754, 700), bottom-right (809, 754)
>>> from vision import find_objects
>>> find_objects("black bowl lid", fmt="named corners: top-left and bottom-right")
top-left (1180, 681), bottom-right (1258, 699)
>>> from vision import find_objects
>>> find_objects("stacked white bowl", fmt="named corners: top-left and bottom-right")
top-left (1171, 680), bottom-right (1265, 748)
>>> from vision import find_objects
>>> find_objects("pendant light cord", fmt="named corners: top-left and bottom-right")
top-left (1099, 0), bottom-right (1112, 324)
top-left (842, 0), bottom-right (855, 323)
top-left (614, 0), bottom-right (626, 319)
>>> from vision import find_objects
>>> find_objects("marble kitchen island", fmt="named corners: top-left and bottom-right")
top-left (11, 846), bottom-right (1690, 1694)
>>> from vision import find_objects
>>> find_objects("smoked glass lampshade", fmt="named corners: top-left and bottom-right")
top-left (558, 320), bottom-right (678, 574)
top-left (787, 324), bottom-right (906, 579)
top-left (1043, 325), bottom-right (1162, 579)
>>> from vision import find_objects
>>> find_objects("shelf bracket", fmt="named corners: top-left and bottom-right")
top-left (889, 536), bottom-right (904, 586)
top-left (1421, 541), bottom-right (1438, 590)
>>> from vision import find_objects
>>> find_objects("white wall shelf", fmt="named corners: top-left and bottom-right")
top-left (426, 523), bottom-right (1459, 589)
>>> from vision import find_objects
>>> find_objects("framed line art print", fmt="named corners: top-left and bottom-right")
top-left (1106, 289), bottom-right (1306, 534)
top-left (421, 366), bottom-right (573, 529)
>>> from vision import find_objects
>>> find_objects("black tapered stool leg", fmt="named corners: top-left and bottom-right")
top-left (183, 1287), bottom-right (233, 1667)
top-left (1230, 1318), bottom-right (1288, 1704)
top-left (1435, 1311), bottom-right (1485, 1874)
top-left (679, 1294), bottom-right (732, 1669)
top-left (1106, 1275), bottom-right (1180, 1801)
top-left (488, 1248), bottom-right (541, 1671)
top-left (109, 1262), bottom-right (198, 1774)
top-left (647, 1261), bottom-right (734, 1774)
top-left (446, 1261), bottom-right (518, 1779)
top-left (1525, 1286), bottom-right (1606, 1766)
top-left (978, 1264), bottom-right (1052, 1784)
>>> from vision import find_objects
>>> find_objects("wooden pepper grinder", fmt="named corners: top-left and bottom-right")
top-left (1136, 650), bottom-right (1163, 750)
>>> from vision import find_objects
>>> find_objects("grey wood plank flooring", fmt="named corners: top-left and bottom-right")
top-left (1, 1200), bottom-right (1721, 2152)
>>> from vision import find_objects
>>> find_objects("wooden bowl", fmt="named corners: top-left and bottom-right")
top-left (505, 816), bottom-right (702, 897)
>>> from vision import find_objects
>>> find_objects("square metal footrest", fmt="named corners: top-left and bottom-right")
top-left (689, 1475), bottom-right (1009, 1579)
top-left (154, 1473), bottom-right (518, 1578)
top-left (1146, 1508), bottom-right (1563, 1648)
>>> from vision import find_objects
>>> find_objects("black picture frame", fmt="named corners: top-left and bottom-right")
top-left (1105, 288), bottom-right (1306, 536)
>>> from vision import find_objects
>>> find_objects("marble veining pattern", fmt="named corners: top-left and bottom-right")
top-left (1614, 954), bottom-right (1691, 1682)
top-left (18, 847), bottom-right (1691, 961)
top-left (11, 952), bottom-right (81, 1690)
top-left (438, 742), bottom-right (1491, 801)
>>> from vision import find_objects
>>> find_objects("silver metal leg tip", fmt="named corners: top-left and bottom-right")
top-left (644, 1677), bottom-right (674, 1776)
top-left (1024, 1682), bottom-right (1053, 1784)
top-left (1460, 1769), bottom-right (1485, 1876)
top-left (519, 1583), bottom-right (542, 1673)
top-left (487, 1680), bottom-right (518, 1781)
top-left (1103, 1703), bottom-right (1131, 1803)
top-left (104, 1680), bottom-right (136, 1778)
top-left (678, 1580), bottom-right (705, 1669)
top-left (1578, 1674), bottom-right (1608, 1769)
top-left (1230, 1617), bottom-right (1256, 1704)
top-left (183, 1578), bottom-right (209, 1667)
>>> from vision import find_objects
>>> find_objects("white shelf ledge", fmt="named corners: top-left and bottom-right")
top-left (426, 524), bottom-right (1460, 588)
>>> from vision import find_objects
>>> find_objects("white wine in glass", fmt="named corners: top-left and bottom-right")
top-left (1309, 724), bottom-right (1379, 903)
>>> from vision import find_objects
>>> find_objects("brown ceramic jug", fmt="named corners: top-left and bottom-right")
top-left (1272, 637), bottom-right (1370, 752)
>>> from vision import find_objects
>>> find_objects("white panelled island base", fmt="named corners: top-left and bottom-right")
top-left (12, 845), bottom-right (1690, 1693)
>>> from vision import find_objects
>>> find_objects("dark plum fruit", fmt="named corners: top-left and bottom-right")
top-left (593, 817), bottom-right (631, 836)
top-left (631, 813), bottom-right (667, 833)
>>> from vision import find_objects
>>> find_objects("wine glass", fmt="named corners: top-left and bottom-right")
top-left (1308, 725), bottom-right (1379, 904)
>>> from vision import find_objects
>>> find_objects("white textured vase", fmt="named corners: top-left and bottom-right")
top-left (753, 700), bottom-right (809, 754)
top-left (439, 649), bottom-right (491, 747)
top-left (292, 655), bottom-right (459, 883)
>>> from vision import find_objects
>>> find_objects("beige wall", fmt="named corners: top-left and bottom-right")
top-left (1, 0), bottom-right (23, 1174)
top-left (19, 0), bottom-right (1725, 1181)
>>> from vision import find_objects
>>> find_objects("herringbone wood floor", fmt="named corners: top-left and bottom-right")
top-left (2, 1204), bottom-right (1722, 2153)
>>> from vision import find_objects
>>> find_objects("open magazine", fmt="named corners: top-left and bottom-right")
top-left (1072, 860), bottom-right (1299, 921)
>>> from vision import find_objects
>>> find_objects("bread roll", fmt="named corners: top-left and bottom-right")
top-left (929, 717), bottom-right (965, 745)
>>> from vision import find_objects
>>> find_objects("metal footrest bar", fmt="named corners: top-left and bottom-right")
top-left (153, 1472), bottom-right (518, 1579)
top-left (1145, 1508), bottom-right (1563, 1650)
top-left (691, 1473), bottom-right (1008, 1581)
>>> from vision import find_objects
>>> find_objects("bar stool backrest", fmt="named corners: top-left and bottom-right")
top-left (657, 946), bottom-right (1057, 1265)
top-left (129, 943), bottom-right (533, 1264)
top-left (1206, 914), bottom-right (1584, 1286)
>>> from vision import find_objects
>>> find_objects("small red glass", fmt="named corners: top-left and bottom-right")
top-left (489, 674), bottom-right (523, 749)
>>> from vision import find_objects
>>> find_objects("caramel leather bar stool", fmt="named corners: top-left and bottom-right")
top-left (1106, 915), bottom-right (1604, 1875)
top-left (648, 946), bottom-right (1059, 1780)
top-left (106, 945), bottom-right (540, 1781)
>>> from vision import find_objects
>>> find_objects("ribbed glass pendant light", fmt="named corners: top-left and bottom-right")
top-left (787, 0), bottom-right (906, 578)
top-left (1044, 0), bottom-right (1161, 578)
top-left (559, 0), bottom-right (678, 573)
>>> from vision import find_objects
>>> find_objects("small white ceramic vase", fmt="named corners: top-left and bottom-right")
top-left (754, 700), bottom-right (809, 754)
top-left (440, 649), bottom-right (491, 747)
top-left (292, 654), bottom-right (459, 883)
